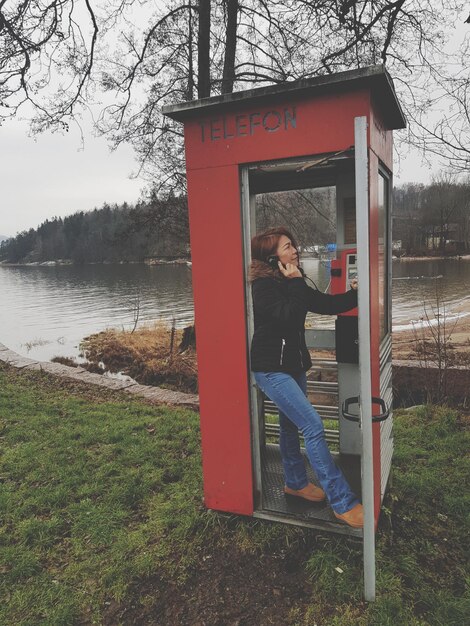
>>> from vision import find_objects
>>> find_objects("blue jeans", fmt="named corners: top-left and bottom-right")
top-left (253, 370), bottom-right (359, 514)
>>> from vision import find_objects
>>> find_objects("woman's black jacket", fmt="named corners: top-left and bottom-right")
top-left (249, 260), bottom-right (358, 373)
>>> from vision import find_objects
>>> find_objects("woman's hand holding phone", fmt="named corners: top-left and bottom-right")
top-left (278, 261), bottom-right (302, 279)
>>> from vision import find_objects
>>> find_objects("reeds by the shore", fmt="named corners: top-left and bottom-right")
top-left (80, 322), bottom-right (198, 393)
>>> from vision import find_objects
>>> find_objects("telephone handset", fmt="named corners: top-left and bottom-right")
top-left (267, 256), bottom-right (311, 284)
top-left (267, 255), bottom-right (282, 270)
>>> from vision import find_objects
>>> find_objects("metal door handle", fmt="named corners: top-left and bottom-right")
top-left (342, 396), bottom-right (390, 422)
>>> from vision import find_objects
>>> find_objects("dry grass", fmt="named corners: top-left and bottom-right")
top-left (80, 322), bottom-right (198, 393)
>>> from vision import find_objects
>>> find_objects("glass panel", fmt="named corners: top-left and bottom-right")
top-left (378, 172), bottom-right (390, 339)
top-left (255, 186), bottom-right (337, 329)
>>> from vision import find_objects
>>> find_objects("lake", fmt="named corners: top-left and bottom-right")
top-left (1, 258), bottom-right (469, 362)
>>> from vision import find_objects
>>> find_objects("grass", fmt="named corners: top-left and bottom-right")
top-left (0, 364), bottom-right (203, 624)
top-left (0, 363), bottom-right (468, 625)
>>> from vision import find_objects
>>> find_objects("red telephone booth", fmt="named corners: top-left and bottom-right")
top-left (163, 65), bottom-right (405, 599)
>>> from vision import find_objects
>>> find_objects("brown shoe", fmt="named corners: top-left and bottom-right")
top-left (334, 503), bottom-right (364, 528)
top-left (284, 482), bottom-right (326, 502)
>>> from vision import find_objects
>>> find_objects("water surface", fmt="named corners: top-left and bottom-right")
top-left (1, 258), bottom-right (469, 362)
top-left (0, 263), bottom-right (193, 362)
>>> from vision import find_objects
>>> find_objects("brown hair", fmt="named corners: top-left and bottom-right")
top-left (251, 226), bottom-right (299, 262)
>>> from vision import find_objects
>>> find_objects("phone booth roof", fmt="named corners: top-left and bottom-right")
top-left (163, 64), bottom-right (405, 129)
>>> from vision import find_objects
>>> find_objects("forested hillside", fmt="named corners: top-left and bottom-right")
top-left (2, 176), bottom-right (469, 264)
top-left (393, 176), bottom-right (470, 255)
top-left (0, 195), bottom-right (189, 264)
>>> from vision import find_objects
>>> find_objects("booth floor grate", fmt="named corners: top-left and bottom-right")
top-left (259, 444), bottom-right (362, 536)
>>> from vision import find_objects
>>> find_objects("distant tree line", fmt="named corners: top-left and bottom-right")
top-left (2, 174), bottom-right (469, 264)
top-left (0, 194), bottom-right (189, 264)
top-left (393, 174), bottom-right (470, 256)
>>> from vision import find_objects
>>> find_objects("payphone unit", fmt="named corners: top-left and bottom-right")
top-left (331, 249), bottom-right (359, 304)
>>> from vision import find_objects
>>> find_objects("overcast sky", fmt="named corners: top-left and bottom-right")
top-left (0, 118), bottom-right (144, 238)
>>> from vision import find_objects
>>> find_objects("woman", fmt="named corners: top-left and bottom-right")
top-left (249, 226), bottom-right (363, 529)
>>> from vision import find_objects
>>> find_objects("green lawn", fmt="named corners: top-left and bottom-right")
top-left (0, 363), bottom-right (468, 625)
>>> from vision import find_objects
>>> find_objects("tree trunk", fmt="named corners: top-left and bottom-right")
top-left (221, 0), bottom-right (238, 94)
top-left (198, 0), bottom-right (211, 98)
top-left (187, 0), bottom-right (195, 100)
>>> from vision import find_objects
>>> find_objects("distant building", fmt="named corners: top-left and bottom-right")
top-left (425, 223), bottom-right (464, 254)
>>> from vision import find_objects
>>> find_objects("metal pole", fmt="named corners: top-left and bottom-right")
top-left (354, 116), bottom-right (376, 602)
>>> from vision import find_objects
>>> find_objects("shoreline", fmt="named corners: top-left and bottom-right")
top-left (2, 336), bottom-right (467, 412)
top-left (392, 254), bottom-right (470, 262)
top-left (2, 254), bottom-right (470, 267)
top-left (0, 258), bottom-right (191, 267)
top-left (0, 342), bottom-right (199, 409)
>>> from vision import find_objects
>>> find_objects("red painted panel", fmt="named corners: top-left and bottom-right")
top-left (184, 90), bottom-right (372, 171)
top-left (186, 165), bottom-right (254, 515)
top-left (370, 101), bottom-right (393, 170)
top-left (368, 151), bottom-right (383, 526)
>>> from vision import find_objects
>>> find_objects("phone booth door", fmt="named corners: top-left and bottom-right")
top-left (242, 154), bottom-right (364, 537)
top-left (242, 118), bottom-right (393, 601)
